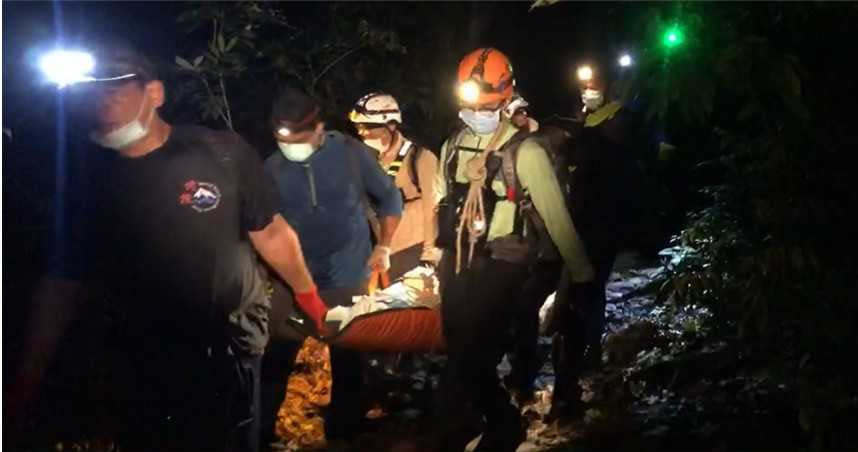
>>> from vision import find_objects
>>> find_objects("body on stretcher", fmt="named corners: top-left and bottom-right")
top-left (291, 266), bottom-right (446, 353)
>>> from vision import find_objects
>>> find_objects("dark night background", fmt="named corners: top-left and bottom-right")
top-left (5, 1), bottom-right (858, 451)
top-left (3, 0), bottom-right (639, 363)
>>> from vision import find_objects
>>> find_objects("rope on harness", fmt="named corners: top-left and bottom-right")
top-left (455, 121), bottom-right (510, 274)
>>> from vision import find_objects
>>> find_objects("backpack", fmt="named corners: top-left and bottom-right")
top-left (496, 127), bottom-right (578, 262)
top-left (503, 125), bottom-right (577, 208)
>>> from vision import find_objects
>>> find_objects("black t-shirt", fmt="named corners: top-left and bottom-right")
top-left (56, 125), bottom-right (279, 351)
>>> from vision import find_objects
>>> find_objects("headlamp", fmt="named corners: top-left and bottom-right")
top-left (458, 80), bottom-right (481, 105)
top-left (39, 49), bottom-right (137, 88)
top-left (576, 65), bottom-right (594, 83)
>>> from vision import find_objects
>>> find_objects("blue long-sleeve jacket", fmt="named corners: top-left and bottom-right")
top-left (264, 131), bottom-right (402, 290)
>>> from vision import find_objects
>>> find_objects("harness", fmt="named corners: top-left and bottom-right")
top-left (442, 126), bottom-right (535, 270)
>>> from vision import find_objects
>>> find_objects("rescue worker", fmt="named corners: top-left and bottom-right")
top-left (431, 48), bottom-right (594, 452)
top-left (500, 93), bottom-right (563, 404)
top-left (504, 94), bottom-right (539, 133)
top-left (260, 86), bottom-right (403, 448)
top-left (6, 42), bottom-right (329, 452)
top-left (349, 92), bottom-right (442, 279)
top-left (548, 61), bottom-right (647, 421)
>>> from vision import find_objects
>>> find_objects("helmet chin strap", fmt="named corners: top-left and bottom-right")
top-left (381, 128), bottom-right (402, 160)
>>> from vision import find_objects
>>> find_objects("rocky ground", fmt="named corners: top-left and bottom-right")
top-left (16, 253), bottom-right (806, 452)
top-left (344, 253), bottom-right (803, 452)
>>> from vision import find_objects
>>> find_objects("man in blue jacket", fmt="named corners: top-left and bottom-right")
top-left (260, 86), bottom-right (402, 447)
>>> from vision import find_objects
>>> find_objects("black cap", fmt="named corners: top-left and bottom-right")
top-left (89, 41), bottom-right (157, 83)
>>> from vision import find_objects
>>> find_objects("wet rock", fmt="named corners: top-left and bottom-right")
top-left (604, 321), bottom-right (661, 367)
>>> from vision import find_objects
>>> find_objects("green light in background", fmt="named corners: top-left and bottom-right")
top-left (662, 25), bottom-right (685, 48)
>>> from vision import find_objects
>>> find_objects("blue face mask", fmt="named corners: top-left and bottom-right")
top-left (459, 108), bottom-right (501, 134)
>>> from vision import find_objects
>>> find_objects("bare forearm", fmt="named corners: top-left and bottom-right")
top-left (19, 278), bottom-right (80, 379)
top-left (251, 215), bottom-right (315, 293)
top-left (377, 215), bottom-right (401, 248)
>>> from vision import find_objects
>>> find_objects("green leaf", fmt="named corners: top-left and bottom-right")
top-left (193, 55), bottom-right (204, 67)
top-left (175, 56), bottom-right (195, 71)
top-left (217, 33), bottom-right (226, 53)
top-left (226, 36), bottom-right (239, 52)
top-left (208, 41), bottom-right (220, 58)
top-left (529, 0), bottom-right (561, 11)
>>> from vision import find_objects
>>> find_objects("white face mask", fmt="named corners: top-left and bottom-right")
top-left (582, 88), bottom-right (605, 111)
top-left (459, 108), bottom-right (501, 134)
top-left (363, 138), bottom-right (385, 152)
top-left (90, 93), bottom-right (154, 150)
top-left (278, 142), bottom-right (315, 162)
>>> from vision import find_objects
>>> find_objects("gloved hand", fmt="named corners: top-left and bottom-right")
top-left (367, 245), bottom-right (392, 272)
top-left (295, 286), bottom-right (330, 335)
top-left (419, 247), bottom-right (442, 268)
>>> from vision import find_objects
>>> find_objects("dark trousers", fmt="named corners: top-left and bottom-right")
top-left (551, 242), bottom-right (618, 413)
top-left (261, 285), bottom-right (367, 448)
top-left (116, 343), bottom-right (261, 452)
top-left (434, 251), bottom-right (530, 452)
top-left (506, 260), bottom-right (564, 395)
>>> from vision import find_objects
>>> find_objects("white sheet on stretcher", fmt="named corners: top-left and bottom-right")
top-left (324, 266), bottom-right (441, 331)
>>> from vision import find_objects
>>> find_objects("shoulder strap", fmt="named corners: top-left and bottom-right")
top-left (499, 129), bottom-right (532, 202)
top-left (386, 140), bottom-right (411, 176)
top-left (408, 144), bottom-right (422, 193)
top-left (444, 127), bottom-right (467, 195)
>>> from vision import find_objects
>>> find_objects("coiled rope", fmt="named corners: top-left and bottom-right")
top-left (455, 121), bottom-right (510, 274)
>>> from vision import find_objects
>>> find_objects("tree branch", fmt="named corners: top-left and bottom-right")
top-left (218, 76), bottom-right (234, 130)
top-left (311, 45), bottom-right (364, 89)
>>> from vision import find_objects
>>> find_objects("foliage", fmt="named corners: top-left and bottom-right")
top-left (639, 3), bottom-right (858, 449)
top-left (171, 2), bottom-right (406, 140)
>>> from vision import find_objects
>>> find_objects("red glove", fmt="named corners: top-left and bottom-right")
top-left (295, 287), bottom-right (330, 335)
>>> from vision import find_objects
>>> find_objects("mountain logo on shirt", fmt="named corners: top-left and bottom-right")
top-left (178, 180), bottom-right (221, 213)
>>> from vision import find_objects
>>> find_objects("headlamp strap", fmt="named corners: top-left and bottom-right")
top-left (280, 106), bottom-right (320, 133)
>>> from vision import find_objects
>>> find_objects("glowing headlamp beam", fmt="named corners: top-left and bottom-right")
top-left (38, 49), bottom-right (137, 88)
top-left (576, 65), bottom-right (593, 83)
top-left (618, 54), bottom-right (633, 67)
top-left (458, 80), bottom-right (481, 104)
top-left (39, 50), bottom-right (96, 87)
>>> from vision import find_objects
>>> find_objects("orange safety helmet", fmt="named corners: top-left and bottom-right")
top-left (456, 48), bottom-right (515, 107)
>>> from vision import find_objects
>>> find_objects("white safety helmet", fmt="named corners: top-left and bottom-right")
top-left (503, 94), bottom-right (530, 118)
top-left (349, 92), bottom-right (402, 125)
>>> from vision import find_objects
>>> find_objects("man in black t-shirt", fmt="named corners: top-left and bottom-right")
top-left (7, 44), bottom-right (330, 452)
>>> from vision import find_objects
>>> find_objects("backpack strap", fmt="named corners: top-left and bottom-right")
top-left (386, 140), bottom-right (412, 177)
top-left (500, 129), bottom-right (543, 238)
top-left (386, 139), bottom-right (423, 199)
top-left (499, 129), bottom-right (532, 202)
top-left (408, 144), bottom-right (422, 193)
top-left (443, 127), bottom-right (468, 195)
